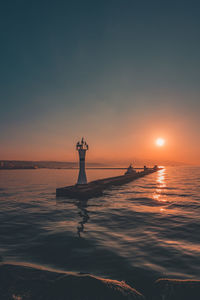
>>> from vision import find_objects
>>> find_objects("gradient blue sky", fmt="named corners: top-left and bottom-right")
top-left (0, 1), bottom-right (200, 164)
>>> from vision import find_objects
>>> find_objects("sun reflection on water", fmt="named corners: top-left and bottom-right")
top-left (153, 167), bottom-right (167, 207)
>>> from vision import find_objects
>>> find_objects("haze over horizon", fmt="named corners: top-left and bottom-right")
top-left (1, 1), bottom-right (200, 165)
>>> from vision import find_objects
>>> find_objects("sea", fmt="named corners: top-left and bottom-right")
top-left (0, 166), bottom-right (199, 294)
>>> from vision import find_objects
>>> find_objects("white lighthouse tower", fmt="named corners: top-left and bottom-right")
top-left (76, 137), bottom-right (88, 185)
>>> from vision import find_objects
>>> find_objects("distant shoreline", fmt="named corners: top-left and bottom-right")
top-left (0, 167), bottom-right (145, 170)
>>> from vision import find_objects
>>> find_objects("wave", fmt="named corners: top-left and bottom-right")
top-left (1, 263), bottom-right (200, 300)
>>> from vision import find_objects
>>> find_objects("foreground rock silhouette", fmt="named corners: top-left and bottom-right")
top-left (0, 263), bottom-right (144, 300)
top-left (154, 278), bottom-right (200, 300)
top-left (0, 263), bottom-right (200, 300)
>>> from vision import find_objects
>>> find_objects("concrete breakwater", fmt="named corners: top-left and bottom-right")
top-left (56, 168), bottom-right (160, 199)
top-left (0, 263), bottom-right (199, 300)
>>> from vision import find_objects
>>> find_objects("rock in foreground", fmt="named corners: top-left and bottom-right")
top-left (0, 263), bottom-right (144, 300)
top-left (154, 278), bottom-right (200, 300)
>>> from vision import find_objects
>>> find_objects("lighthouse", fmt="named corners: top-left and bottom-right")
top-left (76, 137), bottom-right (88, 185)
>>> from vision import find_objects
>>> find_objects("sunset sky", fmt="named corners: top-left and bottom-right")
top-left (0, 1), bottom-right (200, 165)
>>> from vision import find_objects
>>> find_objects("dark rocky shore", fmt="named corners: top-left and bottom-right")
top-left (0, 263), bottom-right (199, 300)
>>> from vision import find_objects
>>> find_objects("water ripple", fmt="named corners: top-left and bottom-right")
top-left (0, 167), bottom-right (199, 283)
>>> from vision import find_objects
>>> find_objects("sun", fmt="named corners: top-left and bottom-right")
top-left (156, 138), bottom-right (165, 147)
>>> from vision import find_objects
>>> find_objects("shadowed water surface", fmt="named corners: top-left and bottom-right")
top-left (0, 167), bottom-right (199, 293)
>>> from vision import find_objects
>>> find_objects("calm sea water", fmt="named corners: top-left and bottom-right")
top-left (0, 167), bottom-right (199, 290)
